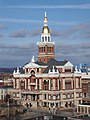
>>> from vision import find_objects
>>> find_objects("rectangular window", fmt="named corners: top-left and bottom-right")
top-left (21, 81), bottom-right (25, 89)
top-left (65, 80), bottom-right (71, 90)
top-left (44, 94), bottom-right (46, 99)
top-left (78, 106), bottom-right (80, 112)
top-left (89, 108), bottom-right (90, 114)
top-left (44, 86), bottom-right (47, 90)
top-left (1, 90), bottom-right (3, 94)
top-left (66, 94), bottom-right (68, 99)
top-left (1, 95), bottom-right (3, 100)
top-left (65, 69), bottom-right (71, 72)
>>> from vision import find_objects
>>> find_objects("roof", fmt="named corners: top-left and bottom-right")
top-left (43, 58), bottom-right (68, 73)
top-left (19, 67), bottom-right (25, 74)
top-left (42, 26), bottom-right (50, 33)
top-left (22, 58), bottom-right (71, 74)
top-left (35, 61), bottom-right (47, 66)
top-left (47, 58), bottom-right (68, 66)
top-left (24, 62), bottom-right (40, 68)
top-left (43, 65), bottom-right (58, 73)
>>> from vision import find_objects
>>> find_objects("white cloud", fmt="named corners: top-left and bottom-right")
top-left (0, 24), bottom-right (7, 29)
top-left (0, 18), bottom-right (41, 23)
top-left (9, 29), bottom-right (29, 38)
top-left (1, 4), bottom-right (90, 9)
top-left (0, 42), bottom-right (90, 67)
top-left (51, 22), bottom-right (90, 39)
top-left (0, 18), bottom-right (78, 26)
top-left (56, 43), bottom-right (90, 66)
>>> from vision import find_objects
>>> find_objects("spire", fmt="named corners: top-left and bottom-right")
top-left (41, 12), bottom-right (50, 34)
top-left (45, 11), bottom-right (47, 17)
top-left (44, 11), bottom-right (48, 26)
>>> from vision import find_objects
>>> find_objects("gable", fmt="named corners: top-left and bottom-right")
top-left (24, 62), bottom-right (40, 68)
top-left (64, 61), bottom-right (74, 67)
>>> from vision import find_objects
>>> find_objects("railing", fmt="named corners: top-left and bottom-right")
top-left (21, 90), bottom-right (40, 94)
top-left (29, 82), bottom-right (36, 86)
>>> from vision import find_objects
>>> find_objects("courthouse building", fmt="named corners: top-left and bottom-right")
top-left (13, 13), bottom-right (82, 108)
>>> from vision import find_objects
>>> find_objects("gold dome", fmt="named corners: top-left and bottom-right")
top-left (42, 26), bottom-right (50, 33)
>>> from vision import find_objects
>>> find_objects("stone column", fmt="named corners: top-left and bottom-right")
top-left (84, 106), bottom-right (85, 114)
top-left (87, 107), bottom-right (89, 114)
top-left (58, 79), bottom-right (59, 90)
top-left (28, 79), bottom-right (30, 90)
top-left (80, 106), bottom-right (82, 113)
top-left (53, 79), bottom-right (55, 90)
top-left (35, 95), bottom-right (37, 101)
top-left (71, 79), bottom-right (73, 89)
top-left (77, 106), bottom-right (78, 113)
top-left (63, 79), bottom-right (65, 89)
top-left (39, 79), bottom-right (42, 89)
top-left (76, 78), bottom-right (78, 88)
top-left (25, 79), bottom-right (26, 89)
top-left (36, 79), bottom-right (37, 90)
top-left (49, 80), bottom-right (50, 90)
top-left (49, 103), bottom-right (51, 108)
top-left (13, 79), bottom-right (15, 88)
top-left (17, 79), bottom-right (19, 89)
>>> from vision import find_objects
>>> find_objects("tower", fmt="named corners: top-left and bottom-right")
top-left (37, 12), bottom-right (55, 63)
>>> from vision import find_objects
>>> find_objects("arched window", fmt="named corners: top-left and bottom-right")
top-left (45, 36), bottom-right (47, 41)
top-left (42, 47), bottom-right (43, 52)
top-left (48, 37), bottom-right (50, 42)
top-left (44, 80), bottom-right (47, 85)
top-left (42, 37), bottom-right (44, 42)
top-left (44, 47), bottom-right (45, 52)
top-left (30, 70), bottom-right (35, 75)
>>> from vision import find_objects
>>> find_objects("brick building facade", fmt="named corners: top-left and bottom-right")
top-left (13, 13), bottom-right (82, 108)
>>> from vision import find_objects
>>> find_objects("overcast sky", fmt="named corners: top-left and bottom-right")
top-left (0, 0), bottom-right (90, 67)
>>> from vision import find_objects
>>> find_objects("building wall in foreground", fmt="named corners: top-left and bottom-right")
top-left (13, 71), bottom-right (82, 108)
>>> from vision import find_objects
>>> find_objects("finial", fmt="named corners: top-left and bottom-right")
top-left (17, 67), bottom-right (20, 73)
top-left (45, 11), bottom-right (47, 17)
top-left (52, 66), bottom-right (55, 73)
top-left (31, 56), bottom-right (35, 63)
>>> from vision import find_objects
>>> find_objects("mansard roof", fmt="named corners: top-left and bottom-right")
top-left (35, 58), bottom-right (68, 67)
top-left (23, 58), bottom-right (73, 74)
top-left (43, 65), bottom-right (58, 73)
top-left (35, 61), bottom-right (47, 66)
top-left (47, 58), bottom-right (68, 66)
top-left (43, 58), bottom-right (68, 73)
